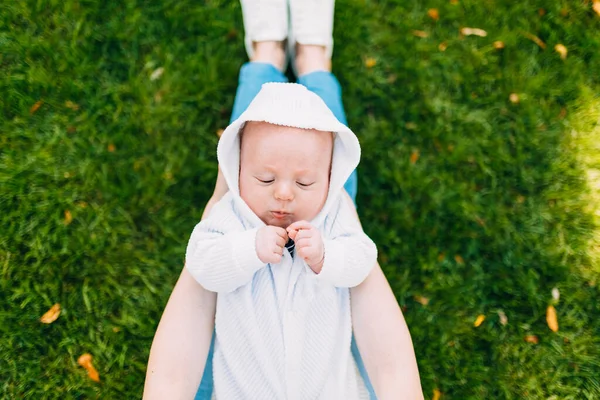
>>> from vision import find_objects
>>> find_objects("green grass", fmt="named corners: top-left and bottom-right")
top-left (1, 0), bottom-right (599, 398)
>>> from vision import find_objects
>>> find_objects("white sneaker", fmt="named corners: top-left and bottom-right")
top-left (240, 0), bottom-right (289, 60)
top-left (289, 0), bottom-right (335, 59)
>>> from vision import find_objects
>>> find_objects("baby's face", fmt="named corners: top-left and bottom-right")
top-left (239, 121), bottom-right (333, 228)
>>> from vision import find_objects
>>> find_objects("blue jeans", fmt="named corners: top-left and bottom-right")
top-left (195, 62), bottom-right (373, 399)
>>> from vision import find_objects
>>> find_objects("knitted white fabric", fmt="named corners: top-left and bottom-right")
top-left (186, 83), bottom-right (375, 399)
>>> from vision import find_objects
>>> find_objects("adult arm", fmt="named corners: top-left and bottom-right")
top-left (143, 169), bottom-right (228, 400)
top-left (345, 192), bottom-right (424, 400)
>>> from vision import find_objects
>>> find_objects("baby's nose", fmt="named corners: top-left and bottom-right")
top-left (274, 182), bottom-right (294, 201)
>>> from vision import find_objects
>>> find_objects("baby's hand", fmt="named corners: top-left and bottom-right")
top-left (287, 221), bottom-right (324, 274)
top-left (256, 225), bottom-right (288, 264)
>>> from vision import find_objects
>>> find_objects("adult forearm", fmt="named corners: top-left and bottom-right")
top-left (143, 268), bottom-right (216, 400)
top-left (351, 264), bottom-right (424, 400)
top-left (143, 180), bottom-right (227, 399)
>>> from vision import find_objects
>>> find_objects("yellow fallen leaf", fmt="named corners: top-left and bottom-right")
top-left (546, 305), bottom-right (559, 332)
top-left (410, 149), bottom-right (420, 164)
top-left (474, 314), bottom-right (485, 327)
top-left (524, 335), bottom-right (539, 344)
top-left (460, 27), bottom-right (487, 37)
top-left (454, 255), bottom-right (465, 264)
top-left (78, 353), bottom-right (100, 382)
top-left (414, 295), bottom-right (430, 306)
top-left (509, 93), bottom-right (520, 104)
top-left (64, 210), bottom-right (73, 225)
top-left (40, 303), bottom-right (61, 324)
top-left (438, 42), bottom-right (448, 51)
top-left (493, 41), bottom-right (505, 49)
top-left (450, 0), bottom-right (459, 4)
top-left (554, 44), bottom-right (567, 60)
top-left (412, 30), bottom-right (429, 38)
top-left (428, 8), bottom-right (439, 21)
top-left (65, 101), bottom-right (79, 111)
top-left (538, 8), bottom-right (546, 16)
top-left (107, 143), bottom-right (116, 152)
top-left (594, 1), bottom-right (600, 16)
top-left (433, 388), bottom-right (442, 400)
top-left (364, 57), bottom-right (377, 68)
top-left (523, 32), bottom-right (546, 49)
top-left (30, 100), bottom-right (43, 114)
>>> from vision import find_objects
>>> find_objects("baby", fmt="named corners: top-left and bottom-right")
top-left (185, 83), bottom-right (377, 399)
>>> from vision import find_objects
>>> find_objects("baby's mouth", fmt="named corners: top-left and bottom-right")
top-left (271, 211), bottom-right (291, 220)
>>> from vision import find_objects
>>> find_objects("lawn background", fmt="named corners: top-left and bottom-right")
top-left (1, 0), bottom-right (600, 398)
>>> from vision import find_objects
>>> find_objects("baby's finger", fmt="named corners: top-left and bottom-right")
top-left (286, 227), bottom-right (298, 241)
top-left (287, 220), bottom-right (312, 234)
top-left (294, 237), bottom-right (312, 250)
top-left (294, 229), bottom-right (313, 242)
top-left (275, 235), bottom-right (286, 248)
top-left (273, 244), bottom-right (284, 255)
top-left (273, 227), bottom-right (289, 240)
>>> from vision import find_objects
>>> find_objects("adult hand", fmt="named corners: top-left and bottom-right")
top-left (256, 225), bottom-right (288, 264)
top-left (287, 220), bottom-right (324, 273)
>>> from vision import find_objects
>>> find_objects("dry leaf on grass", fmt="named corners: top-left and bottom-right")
top-left (474, 314), bottom-right (486, 327)
top-left (493, 41), bottom-right (505, 49)
top-left (64, 210), bottom-right (73, 225)
top-left (523, 32), bottom-right (546, 49)
top-left (554, 44), bottom-right (568, 59)
top-left (546, 305), bottom-right (559, 332)
top-left (78, 353), bottom-right (100, 382)
top-left (412, 30), bottom-right (429, 38)
top-left (460, 27), bottom-right (487, 37)
top-left (30, 100), bottom-right (43, 114)
top-left (428, 9), bottom-right (439, 21)
top-left (454, 255), bottom-right (465, 264)
top-left (410, 149), bottom-right (420, 164)
top-left (594, 1), bottom-right (600, 16)
top-left (509, 93), bottom-right (520, 104)
top-left (40, 303), bottom-right (61, 324)
top-left (364, 58), bottom-right (377, 68)
top-left (525, 335), bottom-right (539, 344)
top-left (150, 67), bottom-right (164, 81)
top-left (439, 42), bottom-right (448, 51)
top-left (65, 101), bottom-right (79, 110)
top-left (433, 388), bottom-right (442, 400)
top-left (414, 295), bottom-right (430, 306)
top-left (107, 143), bottom-right (116, 152)
top-left (497, 310), bottom-right (508, 326)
